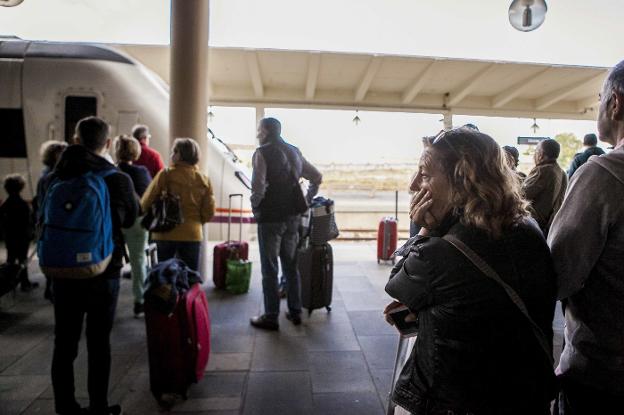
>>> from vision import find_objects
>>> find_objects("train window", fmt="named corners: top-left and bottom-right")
top-left (0, 108), bottom-right (27, 158)
top-left (235, 170), bottom-right (252, 190)
top-left (64, 96), bottom-right (97, 142)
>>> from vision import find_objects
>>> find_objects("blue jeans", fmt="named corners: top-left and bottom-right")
top-left (156, 240), bottom-right (201, 272)
top-left (258, 216), bottom-right (302, 319)
top-left (51, 274), bottom-right (120, 414)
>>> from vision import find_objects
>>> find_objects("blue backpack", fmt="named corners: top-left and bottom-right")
top-left (38, 169), bottom-right (116, 278)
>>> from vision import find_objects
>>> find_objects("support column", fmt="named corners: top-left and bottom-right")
top-left (170, 0), bottom-right (210, 168)
top-left (443, 112), bottom-right (453, 130)
top-left (255, 106), bottom-right (266, 128)
top-left (170, 0), bottom-right (210, 276)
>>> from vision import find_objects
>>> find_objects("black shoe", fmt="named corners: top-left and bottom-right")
top-left (20, 281), bottom-right (39, 292)
top-left (250, 315), bottom-right (279, 331)
top-left (133, 303), bottom-right (144, 318)
top-left (286, 312), bottom-right (302, 326)
top-left (57, 406), bottom-right (89, 415)
top-left (88, 404), bottom-right (123, 415)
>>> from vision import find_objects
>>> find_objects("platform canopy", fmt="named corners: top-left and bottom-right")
top-left (118, 44), bottom-right (608, 121)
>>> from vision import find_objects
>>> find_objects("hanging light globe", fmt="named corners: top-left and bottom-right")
top-left (0, 0), bottom-right (25, 6)
top-left (509, 0), bottom-right (548, 32)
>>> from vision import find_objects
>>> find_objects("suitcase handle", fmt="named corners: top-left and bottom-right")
top-left (228, 194), bottom-right (244, 244)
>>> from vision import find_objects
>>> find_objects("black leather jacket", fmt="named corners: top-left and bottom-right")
top-left (385, 216), bottom-right (557, 415)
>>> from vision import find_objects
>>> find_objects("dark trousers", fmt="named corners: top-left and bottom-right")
top-left (5, 236), bottom-right (30, 287)
top-left (155, 240), bottom-right (201, 272)
top-left (557, 376), bottom-right (624, 414)
top-left (257, 216), bottom-right (302, 319)
top-left (51, 275), bottom-right (120, 414)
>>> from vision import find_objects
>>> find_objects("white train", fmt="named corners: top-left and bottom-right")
top-left (0, 37), bottom-right (254, 241)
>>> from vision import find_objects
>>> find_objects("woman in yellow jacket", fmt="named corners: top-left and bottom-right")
top-left (141, 138), bottom-right (215, 272)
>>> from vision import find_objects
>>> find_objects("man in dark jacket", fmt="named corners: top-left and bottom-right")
top-left (41, 117), bottom-right (138, 415)
top-left (249, 117), bottom-right (322, 330)
top-left (567, 133), bottom-right (605, 178)
top-left (523, 139), bottom-right (568, 235)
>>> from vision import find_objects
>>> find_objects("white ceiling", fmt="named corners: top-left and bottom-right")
top-left (118, 44), bottom-right (608, 121)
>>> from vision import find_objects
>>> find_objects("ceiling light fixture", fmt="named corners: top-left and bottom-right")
top-left (352, 110), bottom-right (361, 126)
top-left (509, 0), bottom-right (548, 32)
top-left (530, 118), bottom-right (540, 134)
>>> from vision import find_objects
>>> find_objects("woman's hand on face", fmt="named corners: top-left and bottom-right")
top-left (410, 189), bottom-right (438, 229)
top-left (383, 301), bottom-right (403, 325)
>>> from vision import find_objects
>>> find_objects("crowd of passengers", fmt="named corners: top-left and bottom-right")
top-left (1, 60), bottom-right (624, 415)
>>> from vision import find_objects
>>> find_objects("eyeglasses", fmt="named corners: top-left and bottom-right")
top-left (432, 124), bottom-right (479, 145)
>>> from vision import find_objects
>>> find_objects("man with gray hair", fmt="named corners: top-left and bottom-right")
top-left (132, 124), bottom-right (164, 178)
top-left (548, 60), bottom-right (624, 413)
top-left (249, 117), bottom-right (322, 331)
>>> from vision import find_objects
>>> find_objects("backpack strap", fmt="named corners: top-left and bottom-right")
top-left (442, 234), bottom-right (554, 366)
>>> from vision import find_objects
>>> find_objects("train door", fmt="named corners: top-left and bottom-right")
top-left (0, 58), bottom-right (30, 198)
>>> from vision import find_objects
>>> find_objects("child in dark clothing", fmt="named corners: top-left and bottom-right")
top-left (0, 174), bottom-right (38, 291)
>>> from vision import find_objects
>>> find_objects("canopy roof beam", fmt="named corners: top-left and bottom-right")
top-left (355, 56), bottom-right (382, 102)
top-left (448, 64), bottom-right (497, 107)
top-left (536, 73), bottom-right (606, 110)
top-left (246, 51), bottom-right (264, 98)
top-left (576, 95), bottom-right (600, 112)
top-left (402, 61), bottom-right (437, 104)
top-left (491, 68), bottom-right (552, 108)
top-left (305, 52), bottom-right (321, 100)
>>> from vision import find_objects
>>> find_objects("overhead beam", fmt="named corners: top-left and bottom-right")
top-left (536, 73), bottom-right (606, 110)
top-left (305, 52), bottom-right (321, 100)
top-left (448, 64), bottom-right (497, 107)
top-left (492, 68), bottom-right (551, 108)
top-left (401, 61), bottom-right (437, 104)
top-left (576, 95), bottom-right (601, 112)
top-left (355, 56), bottom-right (383, 102)
top-left (246, 52), bottom-right (264, 98)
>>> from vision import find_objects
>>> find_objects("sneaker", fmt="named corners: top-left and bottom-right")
top-left (133, 303), bottom-right (144, 318)
top-left (250, 314), bottom-right (279, 331)
top-left (285, 312), bottom-right (302, 326)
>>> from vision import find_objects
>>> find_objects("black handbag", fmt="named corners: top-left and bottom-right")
top-left (141, 169), bottom-right (184, 233)
top-left (281, 147), bottom-right (309, 216)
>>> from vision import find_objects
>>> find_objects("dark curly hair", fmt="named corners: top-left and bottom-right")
top-left (3, 174), bottom-right (26, 195)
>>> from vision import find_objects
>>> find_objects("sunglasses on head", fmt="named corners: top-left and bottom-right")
top-left (432, 124), bottom-right (479, 145)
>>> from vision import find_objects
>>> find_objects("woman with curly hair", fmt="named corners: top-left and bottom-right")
top-left (384, 127), bottom-right (557, 415)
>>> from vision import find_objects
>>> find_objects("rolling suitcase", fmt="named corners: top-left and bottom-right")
top-left (377, 191), bottom-right (399, 264)
top-left (213, 194), bottom-right (249, 289)
top-left (298, 242), bottom-right (333, 315)
top-left (145, 283), bottom-right (211, 405)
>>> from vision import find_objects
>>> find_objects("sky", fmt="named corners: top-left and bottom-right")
top-left (0, 0), bottom-right (621, 164)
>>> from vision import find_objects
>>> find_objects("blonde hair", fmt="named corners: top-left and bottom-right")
top-left (425, 128), bottom-right (529, 239)
top-left (114, 134), bottom-right (142, 162)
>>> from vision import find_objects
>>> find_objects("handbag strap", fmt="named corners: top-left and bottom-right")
top-left (442, 234), bottom-right (554, 366)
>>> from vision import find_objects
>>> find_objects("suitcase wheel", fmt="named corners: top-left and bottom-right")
top-left (326, 306), bottom-right (332, 313)
top-left (377, 259), bottom-right (380, 264)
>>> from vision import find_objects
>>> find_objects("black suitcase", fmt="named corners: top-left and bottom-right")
top-left (298, 243), bottom-right (333, 315)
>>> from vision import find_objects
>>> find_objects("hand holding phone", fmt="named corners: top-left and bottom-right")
top-left (384, 301), bottom-right (418, 338)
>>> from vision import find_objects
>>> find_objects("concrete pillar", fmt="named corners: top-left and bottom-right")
top-left (170, 0), bottom-right (210, 168)
top-left (443, 112), bottom-right (453, 130)
top-left (255, 106), bottom-right (266, 128)
top-left (170, 0), bottom-right (210, 275)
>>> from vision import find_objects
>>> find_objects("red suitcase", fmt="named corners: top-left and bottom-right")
top-left (377, 191), bottom-right (399, 264)
top-left (213, 194), bottom-right (249, 289)
top-left (377, 217), bottom-right (398, 264)
top-left (145, 283), bottom-right (211, 403)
